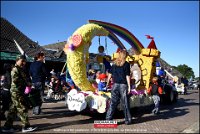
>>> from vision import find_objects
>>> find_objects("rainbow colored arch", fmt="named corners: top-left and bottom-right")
top-left (88, 20), bottom-right (144, 53)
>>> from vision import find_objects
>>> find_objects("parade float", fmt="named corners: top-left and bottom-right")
top-left (63, 20), bottom-right (178, 113)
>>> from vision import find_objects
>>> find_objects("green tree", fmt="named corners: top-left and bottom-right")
top-left (176, 64), bottom-right (195, 79)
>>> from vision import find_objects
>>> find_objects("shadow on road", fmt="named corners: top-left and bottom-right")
top-left (131, 97), bottom-right (199, 125)
top-left (29, 109), bottom-right (79, 120)
top-left (34, 118), bottom-right (95, 132)
top-left (132, 108), bottom-right (189, 125)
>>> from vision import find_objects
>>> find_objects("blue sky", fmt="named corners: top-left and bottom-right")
top-left (1, 1), bottom-right (199, 77)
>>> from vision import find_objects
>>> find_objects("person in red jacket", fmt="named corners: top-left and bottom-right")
top-left (147, 76), bottom-right (163, 114)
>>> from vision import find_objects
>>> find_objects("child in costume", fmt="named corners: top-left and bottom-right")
top-left (98, 73), bottom-right (108, 92)
top-left (147, 76), bottom-right (163, 114)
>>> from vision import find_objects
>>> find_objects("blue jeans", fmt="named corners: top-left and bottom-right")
top-left (106, 83), bottom-right (132, 122)
top-left (31, 82), bottom-right (44, 115)
top-left (152, 95), bottom-right (160, 113)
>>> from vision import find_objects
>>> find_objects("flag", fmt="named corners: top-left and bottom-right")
top-left (145, 35), bottom-right (154, 39)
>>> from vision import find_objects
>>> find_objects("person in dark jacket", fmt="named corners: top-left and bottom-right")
top-left (29, 52), bottom-right (47, 115)
top-left (0, 63), bottom-right (12, 119)
top-left (2, 55), bottom-right (37, 133)
top-left (106, 50), bottom-right (132, 125)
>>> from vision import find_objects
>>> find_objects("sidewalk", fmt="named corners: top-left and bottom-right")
top-left (182, 121), bottom-right (199, 133)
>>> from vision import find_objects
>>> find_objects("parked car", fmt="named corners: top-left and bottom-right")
top-left (188, 80), bottom-right (199, 90)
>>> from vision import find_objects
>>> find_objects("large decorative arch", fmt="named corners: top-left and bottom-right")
top-left (88, 20), bottom-right (144, 54)
top-left (107, 29), bottom-right (126, 49)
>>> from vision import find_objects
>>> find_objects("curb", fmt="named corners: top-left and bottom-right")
top-left (182, 121), bottom-right (199, 133)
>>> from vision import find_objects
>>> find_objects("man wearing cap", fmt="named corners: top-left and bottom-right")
top-left (2, 55), bottom-right (37, 133)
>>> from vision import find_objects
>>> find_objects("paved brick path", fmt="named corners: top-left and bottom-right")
top-left (0, 89), bottom-right (199, 133)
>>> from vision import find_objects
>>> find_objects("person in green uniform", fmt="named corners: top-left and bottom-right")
top-left (2, 55), bottom-right (37, 133)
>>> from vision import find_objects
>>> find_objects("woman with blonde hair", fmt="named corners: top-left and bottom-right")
top-left (106, 50), bottom-right (132, 125)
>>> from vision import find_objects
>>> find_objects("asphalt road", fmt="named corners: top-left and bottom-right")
top-left (1, 89), bottom-right (199, 133)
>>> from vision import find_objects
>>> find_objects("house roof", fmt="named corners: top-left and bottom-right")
top-left (157, 58), bottom-right (183, 78)
top-left (0, 17), bottom-right (55, 60)
top-left (42, 41), bottom-right (67, 59)
top-left (42, 41), bottom-right (66, 50)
